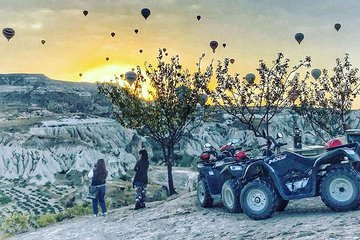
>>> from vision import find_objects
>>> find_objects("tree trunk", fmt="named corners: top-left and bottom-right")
top-left (162, 145), bottom-right (176, 196)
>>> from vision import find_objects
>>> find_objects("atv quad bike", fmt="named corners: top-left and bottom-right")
top-left (239, 133), bottom-right (360, 220)
top-left (197, 140), bottom-right (248, 213)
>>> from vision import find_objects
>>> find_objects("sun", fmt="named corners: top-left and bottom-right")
top-left (81, 64), bottom-right (134, 83)
top-left (81, 64), bottom-right (153, 100)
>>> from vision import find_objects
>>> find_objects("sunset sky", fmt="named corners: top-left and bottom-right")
top-left (1, 0), bottom-right (360, 108)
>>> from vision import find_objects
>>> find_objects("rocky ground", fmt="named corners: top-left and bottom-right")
top-left (9, 191), bottom-right (360, 240)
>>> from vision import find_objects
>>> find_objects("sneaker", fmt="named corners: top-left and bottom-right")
top-left (102, 212), bottom-right (107, 217)
top-left (93, 214), bottom-right (97, 217)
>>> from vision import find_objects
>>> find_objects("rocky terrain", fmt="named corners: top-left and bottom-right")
top-left (0, 73), bottom-right (360, 239)
top-left (2, 74), bottom-right (360, 186)
top-left (9, 191), bottom-right (360, 240)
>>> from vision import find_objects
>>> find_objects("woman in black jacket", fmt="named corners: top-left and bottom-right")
top-left (88, 159), bottom-right (108, 216)
top-left (133, 149), bottom-right (149, 210)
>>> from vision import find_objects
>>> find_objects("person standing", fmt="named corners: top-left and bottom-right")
top-left (133, 149), bottom-right (150, 210)
top-left (88, 159), bottom-right (108, 217)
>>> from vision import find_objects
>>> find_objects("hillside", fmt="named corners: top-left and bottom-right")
top-left (9, 191), bottom-right (360, 240)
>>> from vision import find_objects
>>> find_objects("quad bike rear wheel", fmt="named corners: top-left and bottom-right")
top-left (320, 167), bottom-right (360, 211)
top-left (240, 179), bottom-right (278, 220)
top-left (197, 177), bottom-right (213, 208)
top-left (221, 179), bottom-right (243, 213)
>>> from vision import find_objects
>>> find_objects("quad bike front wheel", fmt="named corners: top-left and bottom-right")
top-left (221, 179), bottom-right (243, 213)
top-left (320, 167), bottom-right (360, 211)
top-left (197, 178), bottom-right (213, 208)
top-left (240, 179), bottom-right (278, 220)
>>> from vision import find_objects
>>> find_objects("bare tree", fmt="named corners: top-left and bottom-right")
top-left (98, 50), bottom-right (212, 195)
top-left (296, 54), bottom-right (360, 142)
top-left (203, 53), bottom-right (311, 143)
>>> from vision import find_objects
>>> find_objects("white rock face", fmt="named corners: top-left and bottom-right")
top-left (0, 117), bottom-right (137, 185)
top-left (0, 74), bottom-right (359, 185)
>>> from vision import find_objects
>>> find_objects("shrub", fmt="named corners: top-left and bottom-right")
top-left (1, 213), bottom-right (30, 236)
top-left (0, 194), bottom-right (11, 206)
top-left (35, 214), bottom-right (57, 228)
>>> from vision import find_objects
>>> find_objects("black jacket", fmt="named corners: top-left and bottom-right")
top-left (133, 159), bottom-right (149, 185)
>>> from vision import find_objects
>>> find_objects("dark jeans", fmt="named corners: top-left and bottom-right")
top-left (92, 185), bottom-right (107, 215)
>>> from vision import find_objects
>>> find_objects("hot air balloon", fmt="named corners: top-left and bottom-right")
top-left (210, 41), bottom-right (218, 53)
top-left (83, 10), bottom-right (88, 16)
top-left (222, 43), bottom-right (226, 48)
top-left (199, 94), bottom-right (208, 106)
top-left (111, 32), bottom-right (115, 37)
top-left (134, 29), bottom-right (138, 34)
top-left (230, 59), bottom-right (235, 64)
top-left (245, 73), bottom-right (256, 84)
top-left (79, 73), bottom-right (82, 77)
top-left (139, 49), bottom-right (143, 53)
top-left (106, 57), bottom-right (109, 61)
top-left (163, 48), bottom-right (166, 52)
top-left (141, 8), bottom-right (151, 20)
top-left (311, 69), bottom-right (321, 80)
top-left (197, 15), bottom-right (201, 21)
top-left (295, 33), bottom-right (304, 45)
top-left (2, 28), bottom-right (15, 41)
top-left (41, 40), bottom-right (46, 45)
top-left (334, 23), bottom-right (341, 32)
top-left (165, 53), bottom-right (168, 56)
top-left (125, 71), bottom-right (137, 85)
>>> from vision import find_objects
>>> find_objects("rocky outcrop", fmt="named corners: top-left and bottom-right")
top-left (0, 74), bottom-right (359, 185)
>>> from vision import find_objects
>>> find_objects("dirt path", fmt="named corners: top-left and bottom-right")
top-left (10, 192), bottom-right (360, 240)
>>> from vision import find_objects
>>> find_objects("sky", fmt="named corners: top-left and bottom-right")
top-left (1, 0), bottom-right (360, 108)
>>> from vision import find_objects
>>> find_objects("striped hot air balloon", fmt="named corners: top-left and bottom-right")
top-left (2, 28), bottom-right (15, 41)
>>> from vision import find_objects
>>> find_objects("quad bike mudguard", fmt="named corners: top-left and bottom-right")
top-left (198, 166), bottom-right (222, 196)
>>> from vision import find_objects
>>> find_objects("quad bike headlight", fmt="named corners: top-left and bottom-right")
top-left (230, 165), bottom-right (243, 171)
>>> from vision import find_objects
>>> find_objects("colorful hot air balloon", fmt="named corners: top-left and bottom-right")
top-left (125, 71), bottom-right (137, 85)
top-left (106, 57), bottom-right (109, 61)
top-left (210, 41), bottom-right (218, 53)
top-left (41, 40), bottom-right (46, 45)
top-left (141, 8), bottom-right (151, 20)
top-left (295, 33), bottom-right (304, 44)
top-left (311, 69), bottom-right (321, 80)
top-left (197, 15), bottom-right (201, 21)
top-left (222, 43), bottom-right (226, 48)
top-left (245, 73), bottom-right (256, 84)
top-left (83, 10), bottom-right (88, 16)
top-left (2, 28), bottom-right (15, 41)
top-left (111, 32), bottom-right (115, 37)
top-left (230, 59), bottom-right (235, 64)
top-left (134, 29), bottom-right (139, 34)
top-left (334, 23), bottom-right (341, 32)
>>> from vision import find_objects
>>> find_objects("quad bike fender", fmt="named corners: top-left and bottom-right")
top-left (315, 148), bottom-right (360, 167)
top-left (242, 161), bottom-right (288, 199)
top-left (198, 167), bottom-right (222, 196)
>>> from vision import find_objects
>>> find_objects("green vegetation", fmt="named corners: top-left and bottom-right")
top-left (0, 201), bottom-right (99, 237)
top-left (0, 194), bottom-right (11, 206)
top-left (1, 213), bottom-right (30, 236)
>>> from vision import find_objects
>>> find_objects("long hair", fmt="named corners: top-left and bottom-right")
top-left (139, 150), bottom-right (148, 161)
top-left (94, 159), bottom-right (108, 180)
